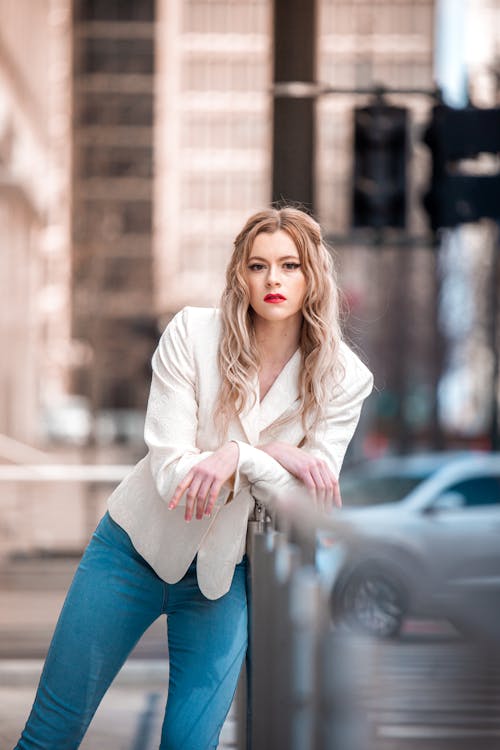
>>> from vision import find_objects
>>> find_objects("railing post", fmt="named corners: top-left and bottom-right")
top-left (245, 504), bottom-right (369, 750)
top-left (234, 660), bottom-right (247, 750)
top-left (248, 528), bottom-right (276, 750)
top-left (269, 538), bottom-right (300, 749)
top-left (289, 566), bottom-right (322, 750)
top-left (316, 631), bottom-right (370, 750)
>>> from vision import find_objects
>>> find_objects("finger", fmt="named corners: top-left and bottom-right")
top-left (320, 466), bottom-right (341, 508)
top-left (333, 479), bottom-right (342, 508)
top-left (309, 464), bottom-right (326, 491)
top-left (314, 488), bottom-right (327, 514)
top-left (169, 470), bottom-right (195, 510)
top-left (318, 464), bottom-right (336, 511)
top-left (195, 477), bottom-right (215, 519)
top-left (205, 480), bottom-right (223, 516)
top-left (185, 475), bottom-right (204, 521)
top-left (309, 465), bottom-right (327, 512)
top-left (299, 469), bottom-right (316, 493)
top-left (312, 461), bottom-right (340, 511)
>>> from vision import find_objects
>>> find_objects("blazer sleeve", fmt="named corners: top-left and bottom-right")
top-left (300, 353), bottom-right (374, 476)
top-left (233, 345), bottom-right (374, 506)
top-left (144, 308), bottom-right (231, 508)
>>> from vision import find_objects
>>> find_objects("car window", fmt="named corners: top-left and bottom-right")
top-left (340, 475), bottom-right (423, 506)
top-left (440, 476), bottom-right (500, 507)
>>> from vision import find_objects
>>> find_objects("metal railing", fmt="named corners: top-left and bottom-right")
top-left (244, 506), bottom-right (369, 750)
top-left (0, 464), bottom-right (131, 558)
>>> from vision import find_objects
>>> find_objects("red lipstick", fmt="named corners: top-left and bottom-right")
top-left (264, 294), bottom-right (286, 303)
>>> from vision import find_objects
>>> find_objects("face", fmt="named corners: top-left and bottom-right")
top-left (245, 230), bottom-right (307, 326)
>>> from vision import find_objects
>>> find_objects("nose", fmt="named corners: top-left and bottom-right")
top-left (265, 265), bottom-right (281, 287)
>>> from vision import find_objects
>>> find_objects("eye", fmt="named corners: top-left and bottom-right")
top-left (248, 263), bottom-right (265, 271)
top-left (283, 262), bottom-right (301, 270)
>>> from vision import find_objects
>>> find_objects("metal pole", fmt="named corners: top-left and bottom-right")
top-left (249, 530), bottom-right (276, 750)
top-left (489, 224), bottom-right (500, 450)
top-left (235, 662), bottom-right (247, 750)
top-left (289, 566), bottom-right (321, 750)
top-left (269, 540), bottom-right (300, 749)
top-left (317, 631), bottom-right (370, 750)
top-left (433, 0), bottom-right (469, 449)
top-left (272, 0), bottom-right (316, 209)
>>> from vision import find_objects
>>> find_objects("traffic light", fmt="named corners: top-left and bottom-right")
top-left (352, 102), bottom-right (409, 230)
top-left (423, 105), bottom-right (500, 231)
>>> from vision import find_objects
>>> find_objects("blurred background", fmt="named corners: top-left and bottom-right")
top-left (1, 2), bottom-right (500, 748)
top-left (2, 0), bottom-right (499, 556)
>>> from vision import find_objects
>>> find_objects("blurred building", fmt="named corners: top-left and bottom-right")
top-left (73, 0), bottom-right (441, 452)
top-left (154, 0), bottom-right (272, 313)
top-left (71, 0), bottom-right (157, 427)
top-left (0, 0), bottom-right (72, 448)
top-left (0, 0), bottom-right (78, 557)
top-left (2, 0), bottom-right (499, 451)
top-left (68, 0), bottom-right (274, 438)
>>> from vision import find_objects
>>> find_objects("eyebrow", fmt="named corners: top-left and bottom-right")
top-left (247, 255), bottom-right (300, 262)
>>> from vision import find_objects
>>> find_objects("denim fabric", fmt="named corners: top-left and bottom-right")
top-left (14, 512), bottom-right (248, 750)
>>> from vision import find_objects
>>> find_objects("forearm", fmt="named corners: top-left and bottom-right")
top-left (258, 441), bottom-right (295, 461)
top-left (257, 440), bottom-right (341, 508)
top-left (232, 440), bottom-right (297, 499)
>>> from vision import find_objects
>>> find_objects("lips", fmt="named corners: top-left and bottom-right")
top-left (264, 294), bottom-right (286, 303)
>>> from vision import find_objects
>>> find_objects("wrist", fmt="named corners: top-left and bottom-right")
top-left (220, 440), bottom-right (240, 471)
top-left (223, 442), bottom-right (239, 489)
top-left (223, 440), bottom-right (239, 459)
top-left (258, 441), bottom-right (280, 459)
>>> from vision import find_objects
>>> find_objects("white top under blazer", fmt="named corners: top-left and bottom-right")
top-left (108, 306), bottom-right (374, 600)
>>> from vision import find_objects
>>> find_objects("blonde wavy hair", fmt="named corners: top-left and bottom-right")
top-left (214, 207), bottom-right (344, 439)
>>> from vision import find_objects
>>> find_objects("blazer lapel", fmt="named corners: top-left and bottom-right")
top-left (237, 350), bottom-right (302, 443)
top-left (238, 372), bottom-right (261, 445)
top-left (259, 349), bottom-right (301, 433)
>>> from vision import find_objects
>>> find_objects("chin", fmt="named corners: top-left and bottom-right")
top-left (254, 306), bottom-right (298, 323)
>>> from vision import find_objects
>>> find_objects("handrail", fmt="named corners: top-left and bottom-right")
top-left (244, 491), bottom-right (368, 750)
top-left (0, 434), bottom-right (55, 464)
top-left (0, 465), bottom-right (131, 482)
top-left (246, 519), bottom-right (368, 750)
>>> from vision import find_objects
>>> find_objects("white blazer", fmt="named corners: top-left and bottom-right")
top-left (108, 306), bottom-right (373, 599)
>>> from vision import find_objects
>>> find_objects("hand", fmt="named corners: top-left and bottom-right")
top-left (259, 441), bottom-right (341, 510)
top-left (169, 442), bottom-right (239, 522)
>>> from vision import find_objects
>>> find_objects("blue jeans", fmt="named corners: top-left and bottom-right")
top-left (14, 512), bottom-right (248, 750)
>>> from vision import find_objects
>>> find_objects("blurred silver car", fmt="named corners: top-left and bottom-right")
top-left (317, 452), bottom-right (500, 639)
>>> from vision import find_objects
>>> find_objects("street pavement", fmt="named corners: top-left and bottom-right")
top-left (351, 634), bottom-right (500, 750)
top-left (1, 555), bottom-right (499, 750)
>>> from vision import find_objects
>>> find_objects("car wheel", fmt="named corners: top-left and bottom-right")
top-left (335, 567), bottom-right (407, 639)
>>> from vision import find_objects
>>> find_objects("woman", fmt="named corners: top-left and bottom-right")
top-left (15, 207), bottom-right (373, 749)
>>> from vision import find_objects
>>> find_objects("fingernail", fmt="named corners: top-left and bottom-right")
top-left (168, 503), bottom-right (174, 510)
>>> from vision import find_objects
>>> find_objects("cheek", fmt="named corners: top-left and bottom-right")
top-left (295, 275), bottom-right (307, 303)
top-left (246, 277), bottom-right (260, 302)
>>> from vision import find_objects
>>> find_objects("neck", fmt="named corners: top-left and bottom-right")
top-left (252, 313), bottom-right (303, 364)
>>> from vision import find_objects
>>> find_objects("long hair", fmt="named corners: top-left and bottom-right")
top-left (214, 207), bottom-right (344, 439)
